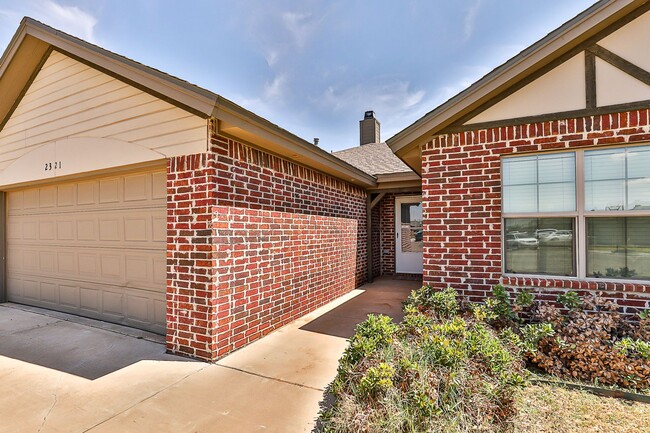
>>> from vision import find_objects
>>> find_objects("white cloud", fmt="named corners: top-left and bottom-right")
top-left (264, 50), bottom-right (279, 67)
top-left (321, 80), bottom-right (425, 114)
top-left (0, 0), bottom-right (97, 43)
top-left (464, 0), bottom-right (484, 41)
top-left (263, 73), bottom-right (288, 101)
top-left (281, 11), bottom-right (316, 49)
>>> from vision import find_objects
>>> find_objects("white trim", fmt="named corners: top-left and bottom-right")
top-left (502, 144), bottom-right (650, 283)
top-left (395, 195), bottom-right (423, 274)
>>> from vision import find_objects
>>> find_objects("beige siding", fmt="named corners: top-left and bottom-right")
top-left (596, 57), bottom-right (650, 107)
top-left (466, 53), bottom-right (586, 125)
top-left (0, 50), bottom-right (207, 174)
top-left (7, 169), bottom-right (167, 334)
top-left (599, 10), bottom-right (650, 74)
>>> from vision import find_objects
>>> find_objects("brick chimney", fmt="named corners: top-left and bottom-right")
top-left (359, 110), bottom-right (380, 145)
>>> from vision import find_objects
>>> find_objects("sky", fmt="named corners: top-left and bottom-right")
top-left (0, 0), bottom-right (597, 152)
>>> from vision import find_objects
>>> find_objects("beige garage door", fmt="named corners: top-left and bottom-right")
top-left (6, 169), bottom-right (167, 334)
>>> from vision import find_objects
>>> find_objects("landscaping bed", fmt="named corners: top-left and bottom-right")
top-left (318, 285), bottom-right (650, 432)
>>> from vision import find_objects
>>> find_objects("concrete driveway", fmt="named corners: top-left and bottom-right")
top-left (0, 278), bottom-right (419, 433)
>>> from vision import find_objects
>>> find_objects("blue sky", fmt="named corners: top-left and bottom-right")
top-left (0, 0), bottom-right (596, 151)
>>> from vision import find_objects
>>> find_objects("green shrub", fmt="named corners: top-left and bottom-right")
top-left (403, 286), bottom-right (458, 318)
top-left (320, 305), bottom-right (526, 432)
top-left (615, 338), bottom-right (650, 361)
top-left (557, 291), bottom-right (581, 310)
top-left (358, 363), bottom-right (395, 398)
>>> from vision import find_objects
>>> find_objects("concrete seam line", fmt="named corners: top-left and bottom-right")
top-left (80, 364), bottom-right (210, 432)
top-left (216, 364), bottom-right (325, 392)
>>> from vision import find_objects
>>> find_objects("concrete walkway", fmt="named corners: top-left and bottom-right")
top-left (0, 278), bottom-right (420, 433)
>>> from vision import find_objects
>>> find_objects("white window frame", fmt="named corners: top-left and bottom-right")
top-left (501, 143), bottom-right (650, 283)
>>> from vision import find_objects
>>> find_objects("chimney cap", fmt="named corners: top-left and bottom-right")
top-left (364, 110), bottom-right (375, 119)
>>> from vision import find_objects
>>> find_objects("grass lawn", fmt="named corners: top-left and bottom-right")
top-left (514, 383), bottom-right (650, 433)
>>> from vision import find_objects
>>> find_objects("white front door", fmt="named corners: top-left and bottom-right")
top-left (395, 196), bottom-right (423, 274)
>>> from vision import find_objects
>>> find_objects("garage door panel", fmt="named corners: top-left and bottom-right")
top-left (9, 270), bottom-right (166, 333)
top-left (9, 210), bottom-right (166, 248)
top-left (59, 285), bottom-right (79, 308)
top-left (9, 246), bottom-right (164, 291)
top-left (57, 184), bottom-right (75, 206)
top-left (7, 169), bottom-right (167, 334)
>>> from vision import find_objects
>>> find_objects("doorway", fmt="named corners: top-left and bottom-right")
top-left (395, 196), bottom-right (423, 274)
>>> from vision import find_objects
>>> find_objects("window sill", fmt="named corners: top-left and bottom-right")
top-left (501, 273), bottom-right (650, 288)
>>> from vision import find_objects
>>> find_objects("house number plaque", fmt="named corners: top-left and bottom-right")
top-left (44, 161), bottom-right (62, 171)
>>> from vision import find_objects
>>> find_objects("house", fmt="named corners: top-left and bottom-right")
top-left (387, 0), bottom-right (650, 314)
top-left (0, 18), bottom-right (420, 361)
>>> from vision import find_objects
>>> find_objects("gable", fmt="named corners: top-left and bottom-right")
top-left (0, 50), bottom-right (207, 185)
top-left (467, 54), bottom-right (586, 124)
top-left (465, 8), bottom-right (650, 126)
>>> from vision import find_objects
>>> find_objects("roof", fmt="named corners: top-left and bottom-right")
top-left (0, 17), bottom-right (377, 188)
top-left (333, 143), bottom-right (413, 176)
top-left (387, 0), bottom-right (650, 174)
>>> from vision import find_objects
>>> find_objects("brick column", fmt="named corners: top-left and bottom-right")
top-left (166, 153), bottom-right (219, 361)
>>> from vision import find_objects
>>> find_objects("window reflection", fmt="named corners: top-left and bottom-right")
top-left (504, 218), bottom-right (575, 276)
top-left (502, 153), bottom-right (576, 213)
top-left (400, 202), bottom-right (423, 253)
top-left (587, 217), bottom-right (650, 280)
top-left (585, 145), bottom-right (650, 211)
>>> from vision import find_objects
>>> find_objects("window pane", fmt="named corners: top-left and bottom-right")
top-left (400, 203), bottom-right (422, 253)
top-left (584, 179), bottom-right (625, 211)
top-left (504, 218), bottom-right (575, 276)
top-left (502, 153), bottom-right (575, 213)
top-left (502, 157), bottom-right (537, 185)
top-left (628, 148), bottom-right (650, 179)
top-left (538, 153), bottom-right (575, 184)
top-left (587, 217), bottom-right (650, 280)
top-left (584, 149), bottom-right (625, 181)
top-left (628, 178), bottom-right (650, 210)
top-left (503, 184), bottom-right (537, 213)
top-left (539, 182), bottom-right (575, 212)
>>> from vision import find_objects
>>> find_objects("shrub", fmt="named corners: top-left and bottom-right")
top-left (320, 292), bottom-right (526, 433)
top-left (526, 293), bottom-right (650, 390)
top-left (403, 286), bottom-right (458, 319)
top-left (557, 291), bottom-right (581, 310)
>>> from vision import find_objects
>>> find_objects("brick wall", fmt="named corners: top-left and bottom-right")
top-left (167, 153), bottom-right (219, 360)
top-left (213, 206), bottom-right (358, 356)
top-left (378, 193), bottom-right (396, 275)
top-left (166, 129), bottom-right (369, 361)
top-left (210, 131), bottom-right (368, 287)
top-left (371, 204), bottom-right (381, 277)
top-left (422, 109), bottom-right (650, 313)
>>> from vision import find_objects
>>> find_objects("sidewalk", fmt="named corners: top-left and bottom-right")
top-left (0, 278), bottom-right (419, 433)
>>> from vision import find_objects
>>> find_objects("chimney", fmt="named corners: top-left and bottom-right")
top-left (359, 110), bottom-right (380, 145)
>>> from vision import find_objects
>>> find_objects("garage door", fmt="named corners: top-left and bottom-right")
top-left (6, 169), bottom-right (167, 334)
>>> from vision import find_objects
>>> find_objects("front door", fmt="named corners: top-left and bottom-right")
top-left (395, 196), bottom-right (423, 274)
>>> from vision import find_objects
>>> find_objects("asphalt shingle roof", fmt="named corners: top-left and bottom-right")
top-left (332, 142), bottom-right (413, 176)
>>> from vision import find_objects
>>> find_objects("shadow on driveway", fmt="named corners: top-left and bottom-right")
top-left (300, 277), bottom-right (421, 339)
top-left (0, 304), bottom-right (191, 380)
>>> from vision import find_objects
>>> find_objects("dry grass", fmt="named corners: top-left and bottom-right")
top-left (514, 383), bottom-right (650, 433)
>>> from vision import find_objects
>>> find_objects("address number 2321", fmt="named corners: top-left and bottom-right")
top-left (44, 161), bottom-right (62, 171)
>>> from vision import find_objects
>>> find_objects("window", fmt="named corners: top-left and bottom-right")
top-left (502, 144), bottom-right (650, 281)
top-left (502, 153), bottom-right (576, 276)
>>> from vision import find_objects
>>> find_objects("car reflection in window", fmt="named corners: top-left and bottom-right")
top-left (506, 232), bottom-right (539, 248)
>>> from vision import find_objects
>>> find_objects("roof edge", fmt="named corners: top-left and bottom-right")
top-left (386, 0), bottom-right (643, 156)
top-left (214, 98), bottom-right (378, 187)
top-left (1, 17), bottom-right (377, 188)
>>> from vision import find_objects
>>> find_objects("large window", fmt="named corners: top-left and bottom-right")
top-left (502, 144), bottom-right (650, 281)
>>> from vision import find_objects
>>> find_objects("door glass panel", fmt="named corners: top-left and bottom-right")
top-left (400, 202), bottom-right (423, 253)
